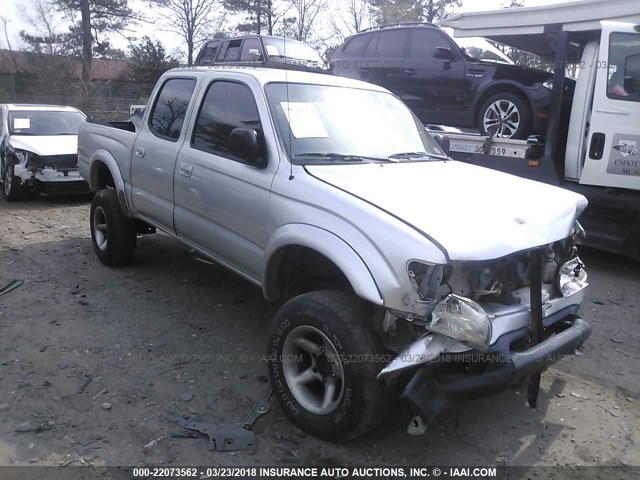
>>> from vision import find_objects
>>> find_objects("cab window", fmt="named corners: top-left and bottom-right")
top-left (607, 32), bottom-right (640, 102)
top-left (191, 81), bottom-right (266, 164)
top-left (149, 78), bottom-right (196, 141)
top-left (240, 38), bottom-right (262, 61)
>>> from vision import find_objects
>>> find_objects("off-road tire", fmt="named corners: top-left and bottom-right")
top-left (2, 163), bottom-right (26, 202)
top-left (478, 92), bottom-right (532, 140)
top-left (90, 188), bottom-right (137, 266)
top-left (267, 290), bottom-right (394, 441)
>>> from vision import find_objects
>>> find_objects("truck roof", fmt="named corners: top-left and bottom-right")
top-left (167, 67), bottom-right (389, 92)
top-left (442, 0), bottom-right (640, 58)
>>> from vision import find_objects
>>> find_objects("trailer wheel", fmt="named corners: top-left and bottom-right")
top-left (478, 93), bottom-right (531, 140)
top-left (267, 290), bottom-right (393, 440)
top-left (90, 188), bottom-right (137, 266)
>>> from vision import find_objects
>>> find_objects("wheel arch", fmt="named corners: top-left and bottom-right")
top-left (262, 224), bottom-right (383, 305)
top-left (88, 151), bottom-right (132, 217)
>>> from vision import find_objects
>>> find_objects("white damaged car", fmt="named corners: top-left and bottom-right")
top-left (0, 104), bottom-right (88, 201)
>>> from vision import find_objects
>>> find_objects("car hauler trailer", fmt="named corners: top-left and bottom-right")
top-left (441, 0), bottom-right (640, 259)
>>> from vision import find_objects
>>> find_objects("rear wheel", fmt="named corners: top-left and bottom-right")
top-left (90, 188), bottom-right (137, 266)
top-left (478, 93), bottom-right (532, 140)
top-left (2, 163), bottom-right (26, 202)
top-left (267, 290), bottom-right (393, 440)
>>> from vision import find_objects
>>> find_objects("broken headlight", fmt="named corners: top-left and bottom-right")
top-left (428, 294), bottom-right (492, 351)
top-left (559, 257), bottom-right (588, 297)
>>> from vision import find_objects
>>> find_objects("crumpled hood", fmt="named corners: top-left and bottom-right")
top-left (9, 135), bottom-right (78, 156)
top-left (306, 161), bottom-right (588, 261)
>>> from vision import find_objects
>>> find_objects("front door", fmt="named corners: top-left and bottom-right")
top-left (173, 78), bottom-right (276, 280)
top-left (580, 22), bottom-right (640, 191)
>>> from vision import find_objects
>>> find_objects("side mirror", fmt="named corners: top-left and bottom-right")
top-left (432, 133), bottom-right (450, 156)
top-left (433, 47), bottom-right (454, 60)
top-left (248, 48), bottom-right (262, 60)
top-left (229, 128), bottom-right (266, 167)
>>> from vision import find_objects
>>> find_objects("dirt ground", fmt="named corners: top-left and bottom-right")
top-left (0, 193), bottom-right (639, 470)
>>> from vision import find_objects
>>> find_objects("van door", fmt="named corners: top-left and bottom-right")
top-left (580, 22), bottom-right (640, 191)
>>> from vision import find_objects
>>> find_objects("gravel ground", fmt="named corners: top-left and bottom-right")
top-left (0, 193), bottom-right (638, 470)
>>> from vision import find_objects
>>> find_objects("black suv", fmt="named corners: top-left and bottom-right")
top-left (195, 35), bottom-right (326, 73)
top-left (330, 24), bottom-right (554, 139)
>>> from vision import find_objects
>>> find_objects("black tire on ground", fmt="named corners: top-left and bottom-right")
top-left (478, 92), bottom-right (532, 140)
top-left (2, 163), bottom-right (26, 202)
top-left (267, 290), bottom-right (394, 441)
top-left (90, 188), bottom-right (137, 266)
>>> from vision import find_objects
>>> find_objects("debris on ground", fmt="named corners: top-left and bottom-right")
top-left (0, 279), bottom-right (24, 297)
top-left (76, 374), bottom-right (93, 394)
top-left (163, 414), bottom-right (256, 452)
top-left (179, 392), bottom-right (194, 402)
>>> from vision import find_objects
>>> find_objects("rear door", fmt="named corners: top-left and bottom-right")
top-left (580, 22), bottom-right (640, 191)
top-left (130, 77), bottom-right (198, 232)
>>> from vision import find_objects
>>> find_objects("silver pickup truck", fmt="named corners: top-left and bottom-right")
top-left (78, 67), bottom-right (591, 440)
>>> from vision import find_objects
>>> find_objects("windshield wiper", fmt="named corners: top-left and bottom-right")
top-left (387, 151), bottom-right (444, 160)
top-left (294, 152), bottom-right (372, 162)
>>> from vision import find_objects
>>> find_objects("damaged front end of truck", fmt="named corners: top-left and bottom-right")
top-left (378, 224), bottom-right (591, 429)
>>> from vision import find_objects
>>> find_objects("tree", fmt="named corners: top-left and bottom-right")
top-left (54, 0), bottom-right (139, 82)
top-left (283, 0), bottom-right (327, 42)
top-left (418, 0), bottom-right (461, 24)
top-left (370, 0), bottom-right (460, 26)
top-left (223, 0), bottom-right (285, 35)
top-left (153, 0), bottom-right (223, 66)
top-left (128, 36), bottom-right (180, 83)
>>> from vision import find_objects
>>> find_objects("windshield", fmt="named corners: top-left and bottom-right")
top-left (263, 37), bottom-right (324, 66)
top-left (8, 110), bottom-right (86, 136)
top-left (265, 83), bottom-right (446, 164)
top-left (454, 37), bottom-right (513, 65)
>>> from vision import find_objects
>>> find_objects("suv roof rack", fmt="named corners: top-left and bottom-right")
top-left (359, 22), bottom-right (438, 33)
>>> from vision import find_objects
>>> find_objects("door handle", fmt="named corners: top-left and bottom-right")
top-left (357, 68), bottom-right (369, 74)
top-left (403, 69), bottom-right (417, 75)
top-left (135, 146), bottom-right (146, 158)
top-left (179, 163), bottom-right (193, 177)
top-left (588, 132), bottom-right (605, 160)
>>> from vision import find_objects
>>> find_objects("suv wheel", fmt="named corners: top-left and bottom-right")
top-left (479, 93), bottom-right (531, 140)
top-left (90, 188), bottom-right (137, 266)
top-left (2, 163), bottom-right (25, 201)
top-left (267, 290), bottom-right (393, 440)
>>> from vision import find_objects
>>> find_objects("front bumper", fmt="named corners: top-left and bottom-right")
top-left (400, 309), bottom-right (591, 421)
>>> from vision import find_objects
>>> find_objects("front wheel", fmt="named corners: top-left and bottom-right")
top-left (267, 290), bottom-right (393, 440)
top-left (478, 93), bottom-right (532, 140)
top-left (90, 188), bottom-right (137, 266)
top-left (2, 163), bottom-right (26, 201)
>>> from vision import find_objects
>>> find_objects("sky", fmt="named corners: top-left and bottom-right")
top-left (0, 0), bottom-right (567, 61)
